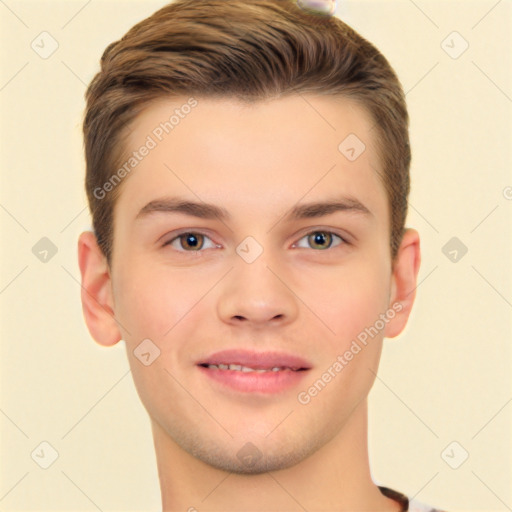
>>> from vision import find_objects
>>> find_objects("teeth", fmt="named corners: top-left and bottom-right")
top-left (205, 364), bottom-right (289, 372)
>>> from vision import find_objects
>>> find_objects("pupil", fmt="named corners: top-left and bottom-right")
top-left (311, 232), bottom-right (331, 249)
top-left (185, 234), bottom-right (200, 249)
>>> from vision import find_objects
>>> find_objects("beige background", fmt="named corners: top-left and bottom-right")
top-left (1, 0), bottom-right (511, 510)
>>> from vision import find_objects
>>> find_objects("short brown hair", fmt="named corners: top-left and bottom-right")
top-left (83, 0), bottom-right (410, 267)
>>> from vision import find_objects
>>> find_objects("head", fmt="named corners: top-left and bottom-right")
top-left (79, 0), bottom-right (420, 474)
top-left (84, 0), bottom-right (411, 268)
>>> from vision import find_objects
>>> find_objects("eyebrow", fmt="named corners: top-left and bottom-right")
top-left (135, 196), bottom-right (373, 223)
top-left (136, 198), bottom-right (230, 222)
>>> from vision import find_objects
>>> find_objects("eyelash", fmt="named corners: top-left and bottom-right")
top-left (162, 230), bottom-right (349, 253)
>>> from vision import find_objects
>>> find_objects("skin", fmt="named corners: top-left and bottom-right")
top-left (78, 94), bottom-right (421, 511)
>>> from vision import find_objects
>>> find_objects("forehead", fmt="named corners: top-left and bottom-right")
top-left (114, 94), bottom-right (387, 224)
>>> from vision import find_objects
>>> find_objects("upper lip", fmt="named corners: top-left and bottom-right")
top-left (197, 349), bottom-right (312, 370)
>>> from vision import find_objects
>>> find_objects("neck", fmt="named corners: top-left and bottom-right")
top-left (151, 399), bottom-right (402, 512)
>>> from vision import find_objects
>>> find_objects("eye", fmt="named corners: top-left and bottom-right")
top-left (294, 230), bottom-right (346, 250)
top-left (162, 230), bottom-right (347, 253)
top-left (163, 232), bottom-right (218, 252)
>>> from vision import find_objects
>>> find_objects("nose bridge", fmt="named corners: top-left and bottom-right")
top-left (216, 241), bottom-right (299, 326)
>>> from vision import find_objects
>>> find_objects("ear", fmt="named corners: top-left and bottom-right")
top-left (77, 231), bottom-right (122, 347)
top-left (384, 228), bottom-right (421, 339)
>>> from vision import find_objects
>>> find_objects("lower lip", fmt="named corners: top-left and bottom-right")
top-left (197, 365), bottom-right (310, 394)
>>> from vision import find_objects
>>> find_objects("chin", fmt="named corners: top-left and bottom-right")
top-left (190, 442), bottom-right (313, 474)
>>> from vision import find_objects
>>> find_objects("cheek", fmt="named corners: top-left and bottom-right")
top-left (113, 263), bottom-right (220, 344)
top-left (297, 263), bottom-right (390, 414)
top-left (113, 265), bottom-right (175, 342)
top-left (305, 258), bottom-right (391, 351)
top-left (112, 266), bottom-right (200, 412)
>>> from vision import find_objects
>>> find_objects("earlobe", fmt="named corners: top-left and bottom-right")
top-left (384, 228), bottom-right (421, 339)
top-left (77, 231), bottom-right (122, 347)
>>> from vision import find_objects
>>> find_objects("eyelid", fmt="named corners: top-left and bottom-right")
top-left (293, 228), bottom-right (351, 246)
top-left (162, 229), bottom-right (220, 251)
top-left (290, 231), bottom-right (349, 252)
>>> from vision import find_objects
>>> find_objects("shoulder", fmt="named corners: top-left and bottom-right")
top-left (408, 497), bottom-right (447, 512)
top-left (378, 486), bottom-right (447, 512)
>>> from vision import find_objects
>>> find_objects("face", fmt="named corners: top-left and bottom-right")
top-left (103, 94), bottom-right (403, 473)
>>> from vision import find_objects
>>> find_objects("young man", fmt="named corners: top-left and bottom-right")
top-left (78, 1), bottom-right (445, 510)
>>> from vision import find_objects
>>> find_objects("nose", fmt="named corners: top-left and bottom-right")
top-left (216, 255), bottom-right (299, 328)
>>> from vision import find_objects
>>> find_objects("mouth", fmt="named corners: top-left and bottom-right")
top-left (196, 349), bottom-right (312, 394)
top-left (198, 363), bottom-right (307, 373)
